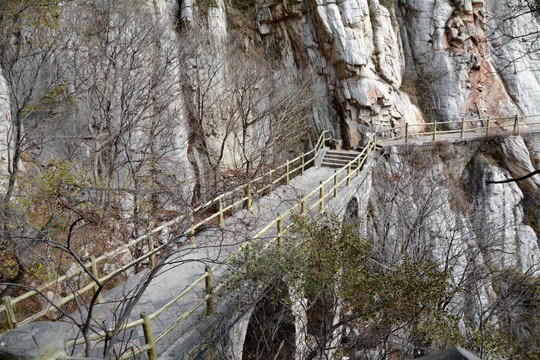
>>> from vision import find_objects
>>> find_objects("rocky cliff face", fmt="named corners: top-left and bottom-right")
top-left (251, 0), bottom-right (540, 146)
top-left (463, 135), bottom-right (540, 274)
top-left (0, 1), bottom-right (538, 242)
top-left (0, 0), bottom-right (539, 357)
top-left (2, 0), bottom-right (539, 179)
top-left (366, 134), bottom-right (540, 355)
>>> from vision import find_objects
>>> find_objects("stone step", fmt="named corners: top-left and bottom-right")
top-left (321, 158), bottom-right (352, 166)
top-left (320, 161), bottom-right (348, 169)
top-left (320, 149), bottom-right (361, 169)
top-left (324, 154), bottom-right (358, 162)
top-left (325, 150), bottom-right (360, 158)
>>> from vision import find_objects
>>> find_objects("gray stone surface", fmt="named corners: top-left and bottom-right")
top-left (0, 321), bottom-right (71, 360)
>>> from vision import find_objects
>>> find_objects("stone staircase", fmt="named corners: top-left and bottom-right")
top-left (321, 149), bottom-right (361, 168)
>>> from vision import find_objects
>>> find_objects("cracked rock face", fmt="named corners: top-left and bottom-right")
top-left (257, 0), bottom-right (540, 146)
top-left (257, 0), bottom-right (423, 147)
top-left (465, 152), bottom-right (534, 273)
top-left (462, 137), bottom-right (540, 276)
top-left (368, 137), bottom-right (540, 340)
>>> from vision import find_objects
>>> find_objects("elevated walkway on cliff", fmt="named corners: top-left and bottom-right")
top-left (66, 134), bottom-right (376, 359)
top-left (0, 130), bottom-right (377, 359)
top-left (2, 114), bottom-right (540, 359)
top-left (377, 114), bottom-right (540, 146)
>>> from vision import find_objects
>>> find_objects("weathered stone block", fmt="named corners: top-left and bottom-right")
top-left (0, 321), bottom-right (71, 360)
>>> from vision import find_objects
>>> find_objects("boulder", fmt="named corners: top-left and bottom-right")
top-left (0, 321), bottom-right (71, 360)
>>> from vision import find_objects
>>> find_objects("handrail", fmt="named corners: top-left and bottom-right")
top-left (374, 114), bottom-right (540, 143)
top-left (0, 130), bottom-right (332, 331)
top-left (63, 113), bottom-right (540, 358)
top-left (7, 112), bottom-right (540, 358)
top-left (77, 113), bottom-right (540, 358)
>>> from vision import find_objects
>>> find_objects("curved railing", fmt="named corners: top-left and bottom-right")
top-left (0, 130), bottom-right (332, 332)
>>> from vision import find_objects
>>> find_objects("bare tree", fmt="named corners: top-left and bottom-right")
top-left (64, 0), bottom-right (188, 218)
top-left (0, 0), bottom-right (78, 298)
top-left (485, 0), bottom-right (540, 73)
top-left (0, 2), bottom-right (316, 358)
top-left (181, 28), bottom-right (314, 202)
top-left (0, 2), bottom-right (191, 355)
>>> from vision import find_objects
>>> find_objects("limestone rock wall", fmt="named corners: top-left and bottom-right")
top-left (257, 0), bottom-right (423, 147)
top-left (0, 70), bottom-right (10, 178)
top-left (2, 0), bottom-right (540, 195)
top-left (366, 135), bottom-right (540, 350)
top-left (256, 0), bottom-right (540, 145)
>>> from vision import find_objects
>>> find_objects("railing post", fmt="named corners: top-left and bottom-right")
top-left (146, 237), bottom-right (156, 269)
top-left (218, 197), bottom-right (224, 226)
top-left (286, 160), bottom-right (290, 185)
top-left (432, 123), bottom-right (437, 141)
top-left (405, 123), bottom-right (409, 143)
top-left (277, 213), bottom-right (283, 250)
top-left (2, 296), bottom-right (17, 329)
top-left (205, 267), bottom-right (214, 315)
top-left (301, 198), bottom-right (306, 215)
top-left (140, 313), bottom-right (157, 360)
top-left (319, 181), bottom-right (324, 213)
top-left (333, 170), bottom-right (338, 197)
top-left (245, 183), bottom-right (252, 211)
top-left (90, 256), bottom-right (103, 304)
top-left (269, 170), bottom-right (273, 197)
top-left (486, 116), bottom-right (491, 137)
top-left (301, 154), bottom-right (305, 175)
top-left (347, 164), bottom-right (351, 186)
top-left (189, 215), bottom-right (195, 245)
top-left (514, 114), bottom-right (520, 135)
top-left (357, 157), bottom-right (361, 176)
top-left (245, 242), bottom-right (252, 275)
top-left (461, 118), bottom-right (465, 138)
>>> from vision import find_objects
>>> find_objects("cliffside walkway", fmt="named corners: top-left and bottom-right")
top-left (0, 130), bottom-right (378, 359)
top-left (377, 114), bottom-right (540, 146)
top-left (65, 133), bottom-right (375, 359)
top-left (1, 114), bottom-right (540, 359)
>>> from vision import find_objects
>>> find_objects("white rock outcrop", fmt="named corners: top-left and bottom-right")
top-left (257, 0), bottom-right (423, 147)
top-left (0, 70), bottom-right (10, 177)
top-left (257, 0), bottom-right (540, 145)
top-left (500, 135), bottom-right (540, 194)
top-left (462, 138), bottom-right (540, 276)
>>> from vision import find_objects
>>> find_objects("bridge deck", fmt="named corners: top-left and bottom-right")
top-left (380, 122), bottom-right (540, 147)
top-left (67, 123), bottom-right (540, 358)
top-left (66, 160), bottom-right (372, 359)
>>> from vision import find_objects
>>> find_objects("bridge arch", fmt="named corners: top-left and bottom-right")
top-left (242, 285), bottom-right (297, 359)
top-left (344, 197), bottom-right (359, 222)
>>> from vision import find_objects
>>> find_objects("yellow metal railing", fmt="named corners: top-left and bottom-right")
top-left (60, 113), bottom-right (540, 358)
top-left (0, 130), bottom-right (332, 333)
top-left (5, 112), bottom-right (540, 358)
top-left (63, 133), bottom-right (376, 359)
top-left (375, 114), bottom-right (540, 143)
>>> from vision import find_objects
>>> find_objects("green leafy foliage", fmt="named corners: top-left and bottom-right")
top-left (241, 213), bottom-right (461, 357)
top-left (239, 211), bottom-right (540, 359)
